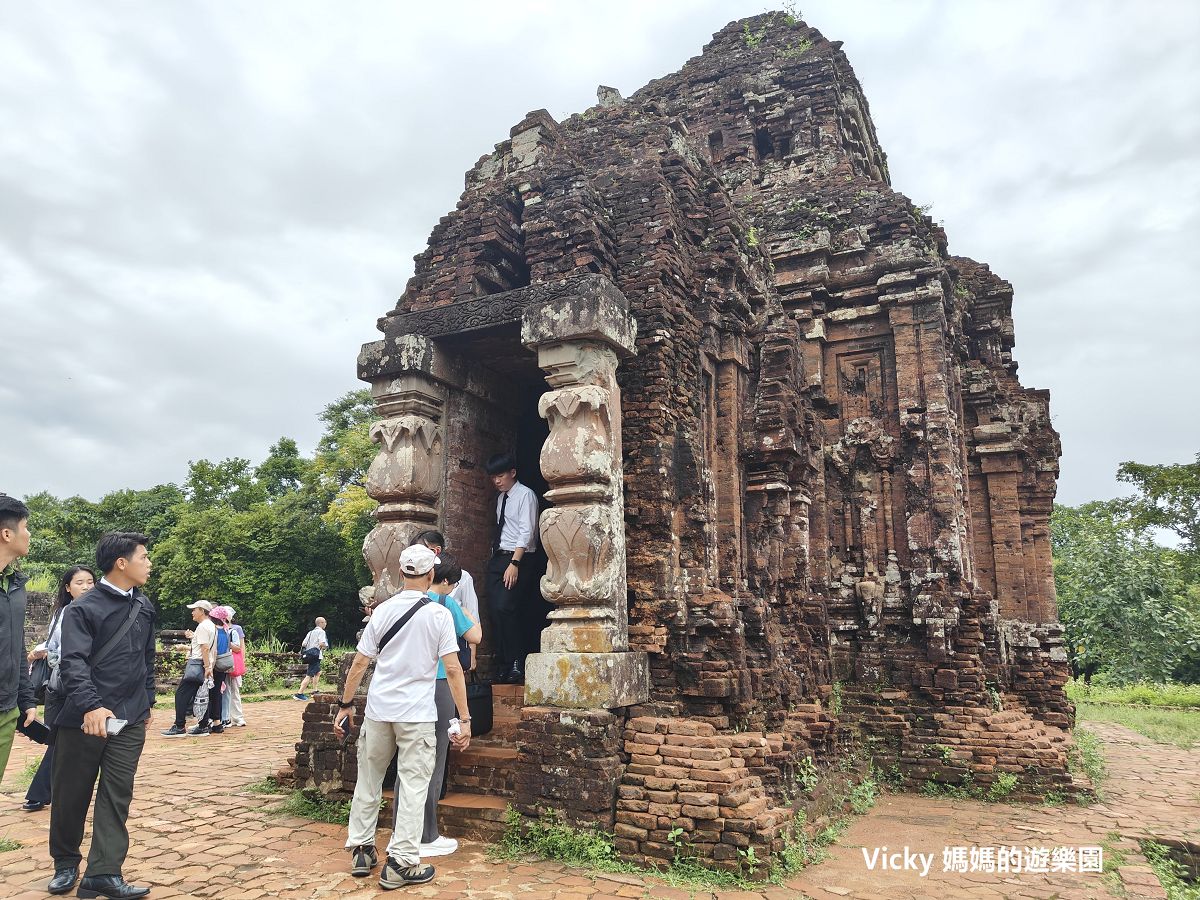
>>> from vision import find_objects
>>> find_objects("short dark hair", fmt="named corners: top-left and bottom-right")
top-left (410, 530), bottom-right (446, 549)
top-left (432, 552), bottom-right (462, 587)
top-left (95, 532), bottom-right (150, 575)
top-left (485, 452), bottom-right (517, 476)
top-left (0, 494), bottom-right (29, 531)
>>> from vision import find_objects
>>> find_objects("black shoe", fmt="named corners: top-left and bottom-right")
top-left (509, 662), bottom-right (525, 684)
top-left (209, 723), bottom-right (225, 734)
top-left (47, 865), bottom-right (78, 895)
top-left (77, 874), bottom-right (150, 899)
top-left (21, 799), bottom-right (46, 811)
top-left (350, 844), bottom-right (378, 877)
top-left (186, 724), bottom-right (210, 736)
top-left (160, 724), bottom-right (187, 737)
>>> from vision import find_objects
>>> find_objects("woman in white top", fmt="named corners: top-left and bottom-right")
top-left (22, 565), bottom-right (96, 811)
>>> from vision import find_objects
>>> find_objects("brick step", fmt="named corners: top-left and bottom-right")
top-left (438, 791), bottom-right (510, 842)
top-left (446, 743), bottom-right (519, 797)
top-left (491, 683), bottom-right (525, 720)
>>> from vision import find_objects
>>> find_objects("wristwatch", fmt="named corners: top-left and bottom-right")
top-left (509, 557), bottom-right (522, 568)
top-left (338, 700), bottom-right (355, 709)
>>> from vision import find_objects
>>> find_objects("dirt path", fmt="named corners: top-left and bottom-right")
top-left (1, 704), bottom-right (1195, 899)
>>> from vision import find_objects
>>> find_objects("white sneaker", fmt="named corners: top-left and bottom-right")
top-left (418, 836), bottom-right (458, 857)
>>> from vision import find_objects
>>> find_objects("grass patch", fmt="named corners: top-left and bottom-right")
top-left (270, 789), bottom-right (352, 825)
top-left (0, 836), bottom-right (21, 853)
top-left (1101, 832), bottom-right (1129, 898)
top-left (1068, 725), bottom-right (1107, 795)
top-left (244, 776), bottom-right (286, 794)
top-left (1077, 702), bottom-right (1200, 749)
top-left (1141, 840), bottom-right (1200, 900)
top-left (1067, 679), bottom-right (1200, 710)
top-left (3, 757), bottom-right (41, 792)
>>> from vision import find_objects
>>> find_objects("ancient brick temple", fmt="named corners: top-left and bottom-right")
top-left (287, 13), bottom-right (1080, 871)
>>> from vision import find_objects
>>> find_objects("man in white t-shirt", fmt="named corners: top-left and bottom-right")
top-left (334, 545), bottom-right (471, 891)
top-left (293, 617), bottom-right (328, 700)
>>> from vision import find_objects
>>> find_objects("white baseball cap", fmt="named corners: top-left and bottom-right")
top-left (399, 544), bottom-right (438, 576)
top-left (186, 600), bottom-right (213, 612)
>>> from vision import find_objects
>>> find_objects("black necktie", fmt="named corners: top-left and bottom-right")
top-left (494, 492), bottom-right (508, 553)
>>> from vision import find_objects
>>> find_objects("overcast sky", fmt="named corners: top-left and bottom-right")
top-left (1, 0), bottom-right (1196, 509)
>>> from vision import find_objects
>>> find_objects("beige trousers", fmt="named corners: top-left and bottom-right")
top-left (345, 717), bottom-right (436, 867)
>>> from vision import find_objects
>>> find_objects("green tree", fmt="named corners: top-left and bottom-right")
top-left (306, 389), bottom-right (377, 505)
top-left (153, 493), bottom-right (359, 642)
top-left (185, 457), bottom-right (267, 511)
top-left (1052, 501), bottom-right (1199, 682)
top-left (1118, 453), bottom-right (1200, 573)
top-left (255, 437), bottom-right (306, 498)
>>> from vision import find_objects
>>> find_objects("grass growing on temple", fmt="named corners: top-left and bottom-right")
top-left (0, 836), bottom-right (21, 853)
top-left (492, 767), bottom-right (879, 889)
top-left (269, 789), bottom-right (354, 825)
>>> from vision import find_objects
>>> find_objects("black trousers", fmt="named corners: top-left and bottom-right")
top-left (486, 552), bottom-right (545, 670)
top-left (27, 693), bottom-right (62, 805)
top-left (49, 722), bottom-right (146, 876)
top-left (198, 671), bottom-right (226, 728)
top-left (173, 677), bottom-right (201, 728)
top-left (25, 743), bottom-right (54, 805)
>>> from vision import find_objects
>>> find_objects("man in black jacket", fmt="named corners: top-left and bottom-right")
top-left (47, 532), bottom-right (156, 899)
top-left (0, 494), bottom-right (37, 783)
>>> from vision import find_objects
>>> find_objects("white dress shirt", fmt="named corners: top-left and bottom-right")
top-left (497, 480), bottom-right (539, 553)
top-left (449, 569), bottom-right (479, 623)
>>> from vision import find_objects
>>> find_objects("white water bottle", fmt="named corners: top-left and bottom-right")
top-left (447, 717), bottom-right (461, 738)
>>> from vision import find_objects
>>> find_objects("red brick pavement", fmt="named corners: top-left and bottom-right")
top-left (1, 702), bottom-right (1195, 899)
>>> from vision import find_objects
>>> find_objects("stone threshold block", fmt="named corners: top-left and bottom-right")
top-left (524, 650), bottom-right (649, 709)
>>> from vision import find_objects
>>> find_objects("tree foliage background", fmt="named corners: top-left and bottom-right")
top-left (20, 390), bottom-right (377, 645)
top-left (1053, 453), bottom-right (1200, 683)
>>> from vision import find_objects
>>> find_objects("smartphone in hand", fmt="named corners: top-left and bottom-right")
top-left (105, 717), bottom-right (128, 737)
top-left (16, 716), bottom-right (51, 745)
top-left (335, 715), bottom-right (352, 748)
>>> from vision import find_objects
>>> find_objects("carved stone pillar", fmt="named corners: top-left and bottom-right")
top-left (520, 280), bottom-right (649, 709)
top-left (357, 335), bottom-right (448, 603)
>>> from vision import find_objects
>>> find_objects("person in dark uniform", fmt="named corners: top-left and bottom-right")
top-left (47, 532), bottom-right (156, 899)
top-left (484, 453), bottom-right (540, 684)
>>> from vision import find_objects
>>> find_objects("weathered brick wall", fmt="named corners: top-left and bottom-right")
top-left (23, 590), bottom-right (52, 651)
top-left (615, 716), bottom-right (793, 872)
top-left (513, 707), bottom-right (625, 830)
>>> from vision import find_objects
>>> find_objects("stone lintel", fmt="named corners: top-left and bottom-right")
top-left (358, 333), bottom-right (504, 404)
top-left (524, 651), bottom-right (649, 709)
top-left (521, 278), bottom-right (637, 357)
top-left (358, 333), bottom-right (442, 382)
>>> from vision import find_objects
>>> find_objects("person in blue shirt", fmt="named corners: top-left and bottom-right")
top-left (410, 554), bottom-right (480, 859)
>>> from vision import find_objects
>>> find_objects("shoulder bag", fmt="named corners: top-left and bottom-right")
top-left (214, 627), bottom-right (234, 673)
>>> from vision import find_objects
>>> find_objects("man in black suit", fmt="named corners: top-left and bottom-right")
top-left (48, 532), bottom-right (156, 899)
